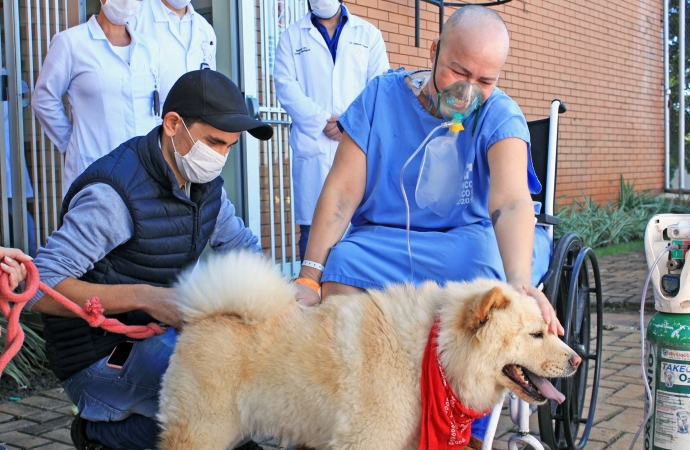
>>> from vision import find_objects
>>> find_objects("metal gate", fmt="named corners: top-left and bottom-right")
top-left (244, 0), bottom-right (307, 277)
top-left (0, 0), bottom-right (70, 254)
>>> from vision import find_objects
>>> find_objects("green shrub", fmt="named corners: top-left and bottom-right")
top-left (0, 317), bottom-right (49, 386)
top-left (555, 175), bottom-right (690, 249)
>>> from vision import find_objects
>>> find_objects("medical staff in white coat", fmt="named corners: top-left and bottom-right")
top-left (129, 0), bottom-right (216, 90)
top-left (32, 0), bottom-right (170, 197)
top-left (274, 0), bottom-right (389, 260)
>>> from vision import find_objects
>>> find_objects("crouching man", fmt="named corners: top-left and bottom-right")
top-left (26, 70), bottom-right (272, 450)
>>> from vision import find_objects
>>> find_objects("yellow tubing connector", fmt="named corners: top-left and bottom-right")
top-left (449, 122), bottom-right (464, 133)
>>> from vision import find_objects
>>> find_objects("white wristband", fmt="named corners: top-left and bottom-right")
top-left (302, 260), bottom-right (325, 272)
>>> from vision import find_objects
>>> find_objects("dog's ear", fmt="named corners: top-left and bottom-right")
top-left (461, 286), bottom-right (511, 332)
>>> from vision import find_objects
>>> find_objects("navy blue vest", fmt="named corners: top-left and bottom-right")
top-left (42, 127), bottom-right (223, 380)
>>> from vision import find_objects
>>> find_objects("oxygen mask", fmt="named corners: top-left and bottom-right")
top-left (429, 40), bottom-right (485, 123)
top-left (432, 79), bottom-right (484, 122)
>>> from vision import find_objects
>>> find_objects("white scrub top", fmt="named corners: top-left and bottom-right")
top-left (129, 0), bottom-right (216, 90)
top-left (273, 8), bottom-right (390, 225)
top-left (32, 15), bottom-right (170, 197)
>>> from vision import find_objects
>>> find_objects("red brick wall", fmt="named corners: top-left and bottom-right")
top-left (345, 0), bottom-right (664, 206)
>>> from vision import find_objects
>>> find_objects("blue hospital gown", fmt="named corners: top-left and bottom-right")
top-left (322, 71), bottom-right (550, 289)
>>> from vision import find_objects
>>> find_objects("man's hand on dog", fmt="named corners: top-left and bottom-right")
top-left (509, 278), bottom-right (564, 336)
top-left (142, 287), bottom-right (185, 329)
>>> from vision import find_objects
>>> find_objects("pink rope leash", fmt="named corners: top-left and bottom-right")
top-left (0, 261), bottom-right (164, 376)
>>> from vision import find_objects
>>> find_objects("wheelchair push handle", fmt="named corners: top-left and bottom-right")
top-left (551, 99), bottom-right (567, 114)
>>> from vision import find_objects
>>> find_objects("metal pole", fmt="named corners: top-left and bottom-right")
top-left (79, 0), bottom-right (86, 24)
top-left (0, 41), bottom-right (8, 245)
top-left (415, 0), bottom-right (420, 47)
top-left (439, 0), bottom-right (444, 35)
top-left (680, 0), bottom-right (686, 190)
top-left (664, 0), bottom-right (670, 190)
top-left (4, 0), bottom-right (28, 251)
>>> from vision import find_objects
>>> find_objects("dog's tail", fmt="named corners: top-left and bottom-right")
top-left (174, 251), bottom-right (296, 324)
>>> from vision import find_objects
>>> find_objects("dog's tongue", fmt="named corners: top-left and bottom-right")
top-left (525, 371), bottom-right (566, 404)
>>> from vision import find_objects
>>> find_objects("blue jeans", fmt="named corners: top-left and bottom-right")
top-left (299, 224), bottom-right (310, 262)
top-left (64, 328), bottom-right (254, 449)
top-left (64, 328), bottom-right (177, 450)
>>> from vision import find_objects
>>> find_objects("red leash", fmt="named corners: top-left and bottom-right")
top-left (0, 261), bottom-right (165, 375)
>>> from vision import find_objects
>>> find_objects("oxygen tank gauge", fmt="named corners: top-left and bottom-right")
top-left (645, 215), bottom-right (690, 312)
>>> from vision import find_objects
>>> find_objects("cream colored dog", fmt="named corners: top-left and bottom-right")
top-left (158, 252), bottom-right (581, 450)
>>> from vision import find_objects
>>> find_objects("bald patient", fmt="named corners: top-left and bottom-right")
top-left (291, 5), bottom-right (561, 446)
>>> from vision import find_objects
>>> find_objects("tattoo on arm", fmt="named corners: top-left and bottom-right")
top-left (491, 209), bottom-right (502, 226)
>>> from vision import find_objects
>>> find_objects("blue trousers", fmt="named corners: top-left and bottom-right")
top-left (64, 328), bottom-right (255, 449)
top-left (63, 328), bottom-right (177, 449)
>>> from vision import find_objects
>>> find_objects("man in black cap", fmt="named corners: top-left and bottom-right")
top-left (26, 70), bottom-right (271, 450)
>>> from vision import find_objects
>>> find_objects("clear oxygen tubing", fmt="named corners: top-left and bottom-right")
top-left (630, 244), bottom-right (678, 450)
top-left (399, 121), bottom-right (452, 281)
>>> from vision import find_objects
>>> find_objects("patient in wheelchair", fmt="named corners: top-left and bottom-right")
top-left (292, 5), bottom-right (562, 441)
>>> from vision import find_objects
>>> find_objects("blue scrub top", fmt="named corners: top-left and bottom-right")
top-left (322, 71), bottom-right (548, 290)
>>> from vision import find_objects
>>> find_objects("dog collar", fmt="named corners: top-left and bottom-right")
top-left (418, 319), bottom-right (489, 449)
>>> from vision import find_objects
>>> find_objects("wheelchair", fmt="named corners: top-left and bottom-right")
top-left (482, 100), bottom-right (604, 450)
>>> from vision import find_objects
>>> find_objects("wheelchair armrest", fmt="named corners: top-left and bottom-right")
top-left (536, 214), bottom-right (560, 226)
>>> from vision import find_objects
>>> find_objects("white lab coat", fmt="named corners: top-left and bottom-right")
top-left (273, 8), bottom-right (389, 225)
top-left (32, 15), bottom-right (170, 197)
top-left (129, 0), bottom-right (216, 90)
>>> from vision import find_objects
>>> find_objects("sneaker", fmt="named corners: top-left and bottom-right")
top-left (70, 414), bottom-right (114, 450)
top-left (234, 440), bottom-right (265, 450)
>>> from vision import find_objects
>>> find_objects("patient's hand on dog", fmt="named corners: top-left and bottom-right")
top-left (508, 277), bottom-right (564, 336)
top-left (294, 283), bottom-right (321, 307)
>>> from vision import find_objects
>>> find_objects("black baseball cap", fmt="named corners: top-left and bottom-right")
top-left (163, 70), bottom-right (273, 141)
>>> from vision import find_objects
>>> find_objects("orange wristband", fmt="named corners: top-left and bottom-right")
top-left (295, 277), bottom-right (320, 294)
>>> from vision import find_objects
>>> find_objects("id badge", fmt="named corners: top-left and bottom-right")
top-left (153, 90), bottom-right (160, 116)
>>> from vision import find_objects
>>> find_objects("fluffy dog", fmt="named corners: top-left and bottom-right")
top-left (158, 252), bottom-right (580, 450)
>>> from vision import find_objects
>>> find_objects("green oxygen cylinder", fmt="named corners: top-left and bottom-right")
top-left (644, 215), bottom-right (690, 448)
top-left (645, 312), bottom-right (690, 449)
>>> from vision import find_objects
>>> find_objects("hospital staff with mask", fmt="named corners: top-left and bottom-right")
top-left (273, 0), bottom-right (389, 260)
top-left (32, 0), bottom-right (170, 197)
top-left (128, 0), bottom-right (216, 90)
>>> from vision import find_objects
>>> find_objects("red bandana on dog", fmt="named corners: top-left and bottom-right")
top-left (418, 319), bottom-right (489, 449)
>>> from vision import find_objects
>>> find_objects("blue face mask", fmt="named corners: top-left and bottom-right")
top-left (430, 40), bottom-right (485, 130)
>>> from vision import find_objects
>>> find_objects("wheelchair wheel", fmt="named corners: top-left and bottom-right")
top-left (537, 232), bottom-right (604, 450)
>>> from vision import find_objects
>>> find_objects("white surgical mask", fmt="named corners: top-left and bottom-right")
top-left (310, 0), bottom-right (341, 19)
top-left (101, 0), bottom-right (141, 25)
top-left (165, 0), bottom-right (191, 10)
top-left (172, 120), bottom-right (228, 184)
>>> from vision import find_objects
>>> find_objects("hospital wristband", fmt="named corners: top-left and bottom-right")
top-left (302, 260), bottom-right (325, 272)
top-left (295, 277), bottom-right (321, 294)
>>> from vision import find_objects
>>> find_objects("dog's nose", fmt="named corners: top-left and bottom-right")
top-left (569, 353), bottom-right (582, 369)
